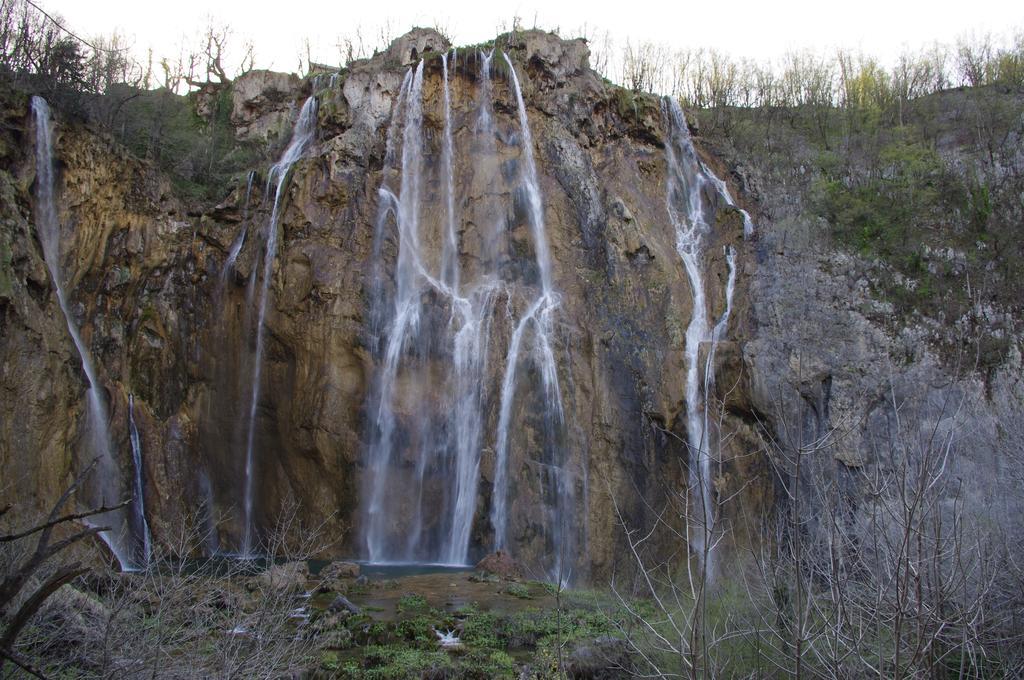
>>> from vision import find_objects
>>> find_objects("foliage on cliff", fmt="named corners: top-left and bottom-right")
top-left (697, 81), bottom-right (1024, 371)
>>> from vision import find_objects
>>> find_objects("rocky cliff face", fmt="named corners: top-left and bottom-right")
top-left (1, 29), bottom-right (1019, 579)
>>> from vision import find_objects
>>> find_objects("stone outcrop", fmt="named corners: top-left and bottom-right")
top-left (474, 550), bottom-right (523, 579)
top-left (230, 69), bottom-right (305, 141)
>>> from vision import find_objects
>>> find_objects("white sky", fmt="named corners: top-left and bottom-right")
top-left (46, 0), bottom-right (1024, 75)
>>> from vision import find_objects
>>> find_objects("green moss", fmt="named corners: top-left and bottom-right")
top-left (459, 648), bottom-right (517, 679)
top-left (394, 615), bottom-right (435, 645)
top-left (459, 608), bottom-right (501, 648)
top-left (504, 582), bottom-right (531, 599)
top-left (396, 593), bottom-right (428, 614)
top-left (359, 645), bottom-right (454, 680)
top-left (320, 650), bottom-right (341, 671)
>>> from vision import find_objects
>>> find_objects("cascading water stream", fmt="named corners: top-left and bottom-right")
top-left (220, 170), bottom-right (257, 290)
top-left (365, 61), bottom-right (498, 566)
top-left (492, 55), bottom-right (570, 580)
top-left (663, 97), bottom-right (714, 577)
top-left (663, 98), bottom-right (751, 580)
top-left (31, 97), bottom-right (135, 571)
top-left (702, 246), bottom-right (736, 533)
top-left (365, 64), bottom-right (427, 564)
top-left (474, 50), bottom-right (503, 269)
top-left (704, 172), bottom-right (755, 238)
top-left (440, 52), bottom-right (459, 292)
top-left (241, 96), bottom-right (318, 556)
top-left (128, 394), bottom-right (152, 568)
top-left (439, 51), bottom-right (497, 566)
top-left (362, 53), bottom-right (574, 577)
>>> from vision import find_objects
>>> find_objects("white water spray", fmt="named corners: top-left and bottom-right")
top-left (31, 97), bottom-right (135, 570)
top-left (220, 170), bottom-right (257, 290)
top-left (662, 97), bottom-right (732, 579)
top-left (241, 96), bottom-right (318, 556)
top-left (128, 394), bottom-right (152, 568)
top-left (491, 55), bottom-right (570, 579)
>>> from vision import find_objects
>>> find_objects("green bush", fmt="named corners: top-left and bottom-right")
top-left (396, 593), bottom-right (428, 614)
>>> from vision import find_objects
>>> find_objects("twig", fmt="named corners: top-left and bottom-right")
top-left (23, 0), bottom-right (129, 54)
top-left (0, 501), bottom-right (131, 543)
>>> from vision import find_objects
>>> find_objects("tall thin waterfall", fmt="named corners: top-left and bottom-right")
top-left (440, 51), bottom-right (496, 566)
top-left (364, 63), bottom-right (427, 563)
top-left (474, 50), bottom-right (503, 268)
top-left (702, 246), bottom-right (736, 530)
top-left (364, 60), bottom-right (497, 565)
top-left (31, 97), bottom-right (138, 570)
top-left (220, 170), bottom-right (257, 290)
top-left (241, 96), bottom-right (318, 556)
top-left (363, 53), bottom-right (573, 574)
top-left (704, 172), bottom-right (755, 238)
top-left (492, 55), bottom-right (570, 580)
top-left (440, 52), bottom-right (459, 291)
top-left (128, 394), bottom-right (152, 567)
top-left (663, 98), bottom-right (748, 580)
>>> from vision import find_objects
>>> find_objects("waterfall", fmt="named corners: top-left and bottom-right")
top-left (364, 61), bottom-right (498, 565)
top-left (197, 470), bottom-right (220, 556)
top-left (362, 53), bottom-right (574, 575)
top-left (31, 97), bottom-right (135, 571)
top-left (440, 50), bottom-right (497, 566)
top-left (702, 246), bottom-right (736, 539)
top-left (492, 55), bottom-right (571, 581)
top-left (220, 170), bottom-right (257, 290)
top-left (704, 171), bottom-right (756, 238)
top-left (364, 63), bottom-right (426, 564)
top-left (440, 51), bottom-right (459, 291)
top-left (474, 50), bottom-right (503, 268)
top-left (663, 98), bottom-right (747, 580)
top-left (241, 96), bottom-right (318, 556)
top-left (128, 394), bottom-right (152, 567)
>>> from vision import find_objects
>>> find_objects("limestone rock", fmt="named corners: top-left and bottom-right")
top-left (565, 636), bottom-right (634, 678)
top-left (316, 561), bottom-right (360, 593)
top-left (230, 69), bottom-right (304, 141)
top-left (320, 560), bottom-right (360, 581)
top-left (515, 29), bottom-right (590, 83)
top-left (384, 27), bottom-right (450, 66)
top-left (474, 550), bottom-right (523, 579)
top-left (254, 561), bottom-right (310, 593)
top-left (328, 594), bottom-right (361, 615)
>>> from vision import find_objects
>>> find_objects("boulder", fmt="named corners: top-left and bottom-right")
top-left (474, 550), bottom-right (523, 579)
top-left (328, 594), bottom-right (361, 615)
top-left (565, 637), bottom-right (633, 679)
top-left (320, 560), bottom-right (360, 581)
top-left (254, 560), bottom-right (310, 593)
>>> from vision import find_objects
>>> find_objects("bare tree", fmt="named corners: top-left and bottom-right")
top-left (0, 458), bottom-right (129, 678)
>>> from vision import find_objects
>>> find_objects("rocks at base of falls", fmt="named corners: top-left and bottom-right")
top-left (327, 593), bottom-right (361, 615)
top-left (313, 561), bottom-right (361, 594)
top-left (563, 636), bottom-right (636, 679)
top-left (320, 560), bottom-right (360, 580)
top-left (251, 561), bottom-right (310, 594)
top-left (473, 550), bottom-right (524, 580)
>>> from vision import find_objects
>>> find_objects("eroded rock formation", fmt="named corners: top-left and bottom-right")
top-left (2, 28), bottom-right (1019, 581)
